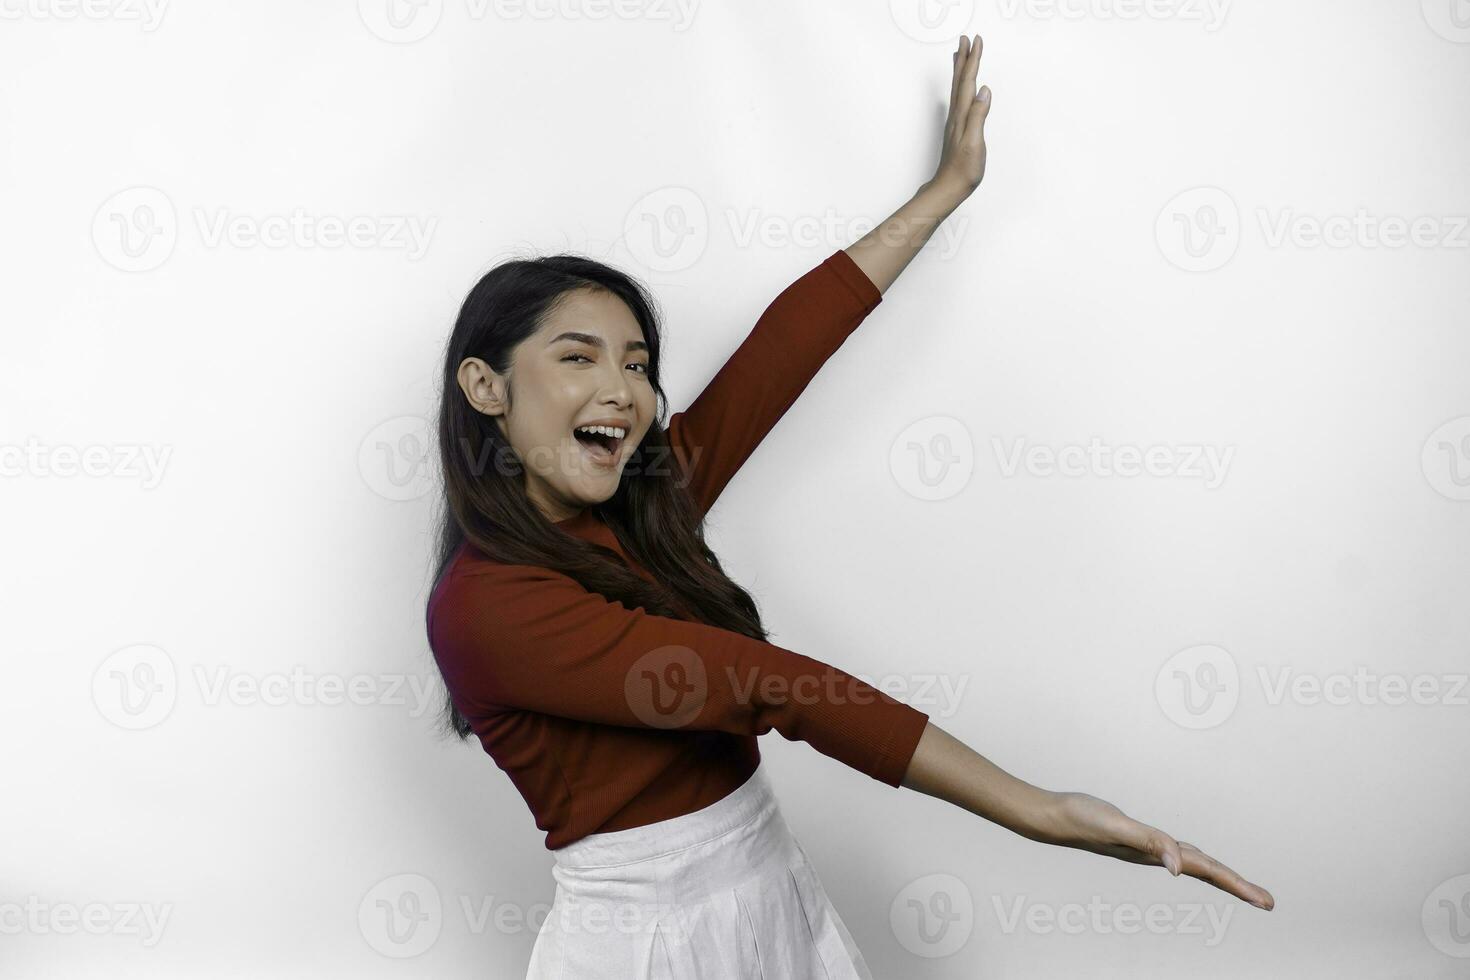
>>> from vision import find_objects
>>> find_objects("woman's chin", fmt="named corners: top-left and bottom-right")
top-left (564, 474), bottom-right (621, 506)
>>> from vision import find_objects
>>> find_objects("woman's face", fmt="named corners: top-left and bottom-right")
top-left (458, 287), bottom-right (655, 523)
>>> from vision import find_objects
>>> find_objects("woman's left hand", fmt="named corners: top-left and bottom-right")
top-left (1040, 790), bottom-right (1277, 911)
top-left (929, 34), bottom-right (993, 200)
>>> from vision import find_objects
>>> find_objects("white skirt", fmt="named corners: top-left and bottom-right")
top-left (525, 762), bottom-right (876, 979)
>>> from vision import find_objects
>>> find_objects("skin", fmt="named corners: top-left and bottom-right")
top-left (457, 287), bottom-right (656, 523)
top-left (460, 32), bottom-right (1275, 914)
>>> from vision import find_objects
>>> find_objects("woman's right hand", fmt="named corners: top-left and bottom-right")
top-left (1037, 790), bottom-right (1276, 911)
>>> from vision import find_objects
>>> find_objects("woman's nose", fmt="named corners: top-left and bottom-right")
top-left (596, 369), bottom-right (633, 405)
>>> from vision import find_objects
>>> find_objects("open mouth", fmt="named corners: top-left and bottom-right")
top-left (572, 425), bottom-right (625, 464)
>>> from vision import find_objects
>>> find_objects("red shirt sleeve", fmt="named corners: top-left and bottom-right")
top-left (430, 559), bottom-right (930, 788)
top-left (666, 249), bottom-right (883, 516)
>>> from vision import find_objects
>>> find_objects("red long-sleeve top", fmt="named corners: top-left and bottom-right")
top-left (427, 248), bottom-right (931, 851)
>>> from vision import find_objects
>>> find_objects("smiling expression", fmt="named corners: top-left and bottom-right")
top-left (458, 287), bottom-right (656, 522)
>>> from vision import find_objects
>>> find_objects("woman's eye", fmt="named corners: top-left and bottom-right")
top-left (562, 352), bottom-right (647, 375)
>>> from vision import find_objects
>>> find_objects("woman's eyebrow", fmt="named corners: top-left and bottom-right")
top-left (548, 331), bottom-right (648, 353)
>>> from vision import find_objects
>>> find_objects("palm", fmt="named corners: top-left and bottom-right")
top-left (934, 34), bottom-right (992, 195)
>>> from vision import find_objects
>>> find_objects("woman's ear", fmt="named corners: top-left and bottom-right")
top-left (457, 357), bottom-right (507, 417)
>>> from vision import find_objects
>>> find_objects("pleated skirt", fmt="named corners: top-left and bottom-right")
top-left (525, 762), bottom-right (875, 979)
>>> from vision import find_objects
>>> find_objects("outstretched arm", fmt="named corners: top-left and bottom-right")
top-left (899, 722), bottom-right (1275, 910)
top-left (845, 33), bottom-right (993, 295)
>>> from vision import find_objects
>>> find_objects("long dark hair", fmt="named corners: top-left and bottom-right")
top-left (425, 253), bottom-right (770, 739)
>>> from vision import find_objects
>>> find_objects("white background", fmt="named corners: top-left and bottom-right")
top-left (3, 0), bottom-right (1468, 976)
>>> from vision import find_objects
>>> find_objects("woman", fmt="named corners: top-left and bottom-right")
top-left (425, 34), bottom-right (1273, 979)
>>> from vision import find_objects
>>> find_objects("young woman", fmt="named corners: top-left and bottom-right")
top-left (425, 34), bottom-right (1273, 979)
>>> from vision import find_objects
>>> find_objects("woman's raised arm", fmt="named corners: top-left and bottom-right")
top-left (664, 250), bottom-right (884, 517)
top-left (845, 33), bottom-right (993, 294)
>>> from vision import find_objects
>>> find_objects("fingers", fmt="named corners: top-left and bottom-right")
top-left (947, 34), bottom-right (985, 140)
top-left (951, 35), bottom-right (991, 146)
top-left (1121, 824), bottom-right (1273, 910)
top-left (967, 85), bottom-right (993, 139)
top-left (1177, 842), bottom-right (1275, 911)
top-left (946, 36), bottom-right (970, 137)
top-left (1158, 833), bottom-right (1182, 877)
top-left (1075, 800), bottom-right (1275, 912)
